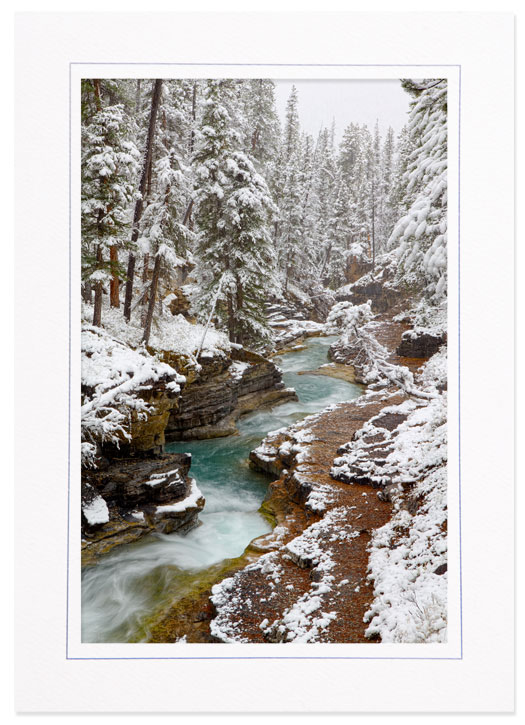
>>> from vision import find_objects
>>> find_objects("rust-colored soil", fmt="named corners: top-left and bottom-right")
top-left (148, 318), bottom-right (429, 643)
top-left (214, 392), bottom-right (408, 642)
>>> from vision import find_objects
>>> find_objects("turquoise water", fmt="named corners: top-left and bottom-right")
top-left (81, 335), bottom-right (362, 642)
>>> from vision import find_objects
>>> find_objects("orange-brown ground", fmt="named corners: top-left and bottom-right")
top-left (147, 318), bottom-right (428, 643)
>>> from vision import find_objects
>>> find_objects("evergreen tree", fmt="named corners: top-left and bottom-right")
top-left (273, 86), bottom-right (304, 291)
top-left (379, 126), bottom-right (396, 244)
top-left (389, 79), bottom-right (448, 311)
top-left (315, 127), bottom-right (339, 282)
top-left (81, 81), bottom-right (139, 326)
top-left (140, 150), bottom-right (194, 344)
top-left (122, 79), bottom-right (163, 322)
top-left (388, 124), bottom-right (414, 221)
top-left (241, 79), bottom-right (281, 173)
top-left (193, 80), bottom-right (276, 347)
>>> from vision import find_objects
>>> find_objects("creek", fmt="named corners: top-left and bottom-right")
top-left (81, 335), bottom-right (362, 642)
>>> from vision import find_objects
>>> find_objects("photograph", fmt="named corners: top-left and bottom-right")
top-left (79, 76), bottom-right (449, 646)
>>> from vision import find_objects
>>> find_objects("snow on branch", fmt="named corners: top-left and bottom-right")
top-left (81, 325), bottom-right (183, 467)
top-left (326, 300), bottom-right (436, 400)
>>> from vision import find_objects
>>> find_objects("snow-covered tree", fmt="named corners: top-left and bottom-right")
top-left (193, 80), bottom-right (276, 347)
top-left (81, 82), bottom-right (140, 326)
top-left (241, 79), bottom-right (281, 173)
top-left (378, 126), bottom-right (397, 244)
top-left (388, 79), bottom-right (447, 324)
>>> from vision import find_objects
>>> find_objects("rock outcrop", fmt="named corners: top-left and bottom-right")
top-left (206, 393), bottom-right (402, 644)
top-left (345, 254), bottom-right (374, 285)
top-left (165, 347), bottom-right (297, 440)
top-left (267, 285), bottom-right (335, 326)
top-left (81, 453), bottom-right (204, 566)
top-left (336, 278), bottom-right (402, 314)
top-left (82, 332), bottom-right (296, 567)
top-left (99, 378), bottom-right (183, 459)
top-left (396, 330), bottom-right (446, 358)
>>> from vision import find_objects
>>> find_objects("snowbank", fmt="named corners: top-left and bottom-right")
top-left (83, 300), bottom-right (231, 363)
top-left (331, 349), bottom-right (448, 643)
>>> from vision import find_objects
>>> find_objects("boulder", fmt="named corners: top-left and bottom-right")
top-left (396, 331), bottom-right (446, 358)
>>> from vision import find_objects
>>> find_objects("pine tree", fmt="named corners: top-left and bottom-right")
top-left (241, 79), bottom-right (281, 173)
top-left (139, 79), bottom-right (195, 338)
top-left (193, 80), bottom-right (276, 347)
top-left (315, 127), bottom-right (339, 282)
top-left (388, 124), bottom-right (414, 221)
top-left (140, 150), bottom-right (194, 344)
top-left (379, 126), bottom-right (396, 245)
top-left (273, 86), bottom-right (309, 291)
top-left (81, 80), bottom-right (139, 327)
top-left (389, 79), bottom-right (448, 313)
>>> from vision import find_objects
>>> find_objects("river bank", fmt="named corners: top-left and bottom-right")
top-left (81, 307), bottom-right (447, 644)
top-left (81, 335), bottom-right (363, 642)
top-left (151, 317), bottom-right (436, 644)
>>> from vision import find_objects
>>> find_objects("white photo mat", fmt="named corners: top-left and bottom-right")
top-left (15, 11), bottom-right (514, 713)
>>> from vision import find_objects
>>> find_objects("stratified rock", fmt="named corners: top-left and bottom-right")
top-left (345, 255), bottom-right (374, 284)
top-left (267, 285), bottom-right (335, 326)
top-left (102, 378), bottom-right (183, 459)
top-left (165, 287), bottom-right (192, 318)
top-left (81, 453), bottom-right (204, 566)
top-left (346, 280), bottom-right (401, 313)
top-left (165, 347), bottom-right (297, 440)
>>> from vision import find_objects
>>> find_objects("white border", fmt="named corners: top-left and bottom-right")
top-left (15, 12), bottom-right (514, 712)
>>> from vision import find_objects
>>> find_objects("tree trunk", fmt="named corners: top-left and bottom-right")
top-left (319, 243), bottom-right (332, 279)
top-left (140, 253), bottom-right (150, 324)
top-left (235, 281), bottom-right (244, 345)
top-left (135, 79), bottom-right (141, 115)
top-left (142, 254), bottom-right (162, 345)
top-left (142, 253), bottom-right (150, 283)
top-left (92, 246), bottom-right (103, 327)
top-left (109, 245), bottom-right (120, 307)
top-left (123, 79), bottom-right (163, 322)
top-left (371, 178), bottom-right (376, 269)
top-left (189, 81), bottom-right (197, 154)
top-left (227, 293), bottom-right (236, 344)
top-left (182, 198), bottom-right (194, 228)
top-left (93, 79), bottom-right (102, 111)
top-left (81, 281), bottom-right (92, 304)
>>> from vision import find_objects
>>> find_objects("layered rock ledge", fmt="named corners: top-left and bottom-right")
top-left (165, 347), bottom-right (297, 440)
top-left (81, 453), bottom-right (204, 567)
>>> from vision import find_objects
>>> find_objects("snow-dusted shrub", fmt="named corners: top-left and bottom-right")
top-left (81, 325), bottom-right (183, 467)
top-left (327, 300), bottom-right (436, 399)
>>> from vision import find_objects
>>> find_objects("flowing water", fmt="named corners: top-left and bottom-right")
top-left (81, 335), bottom-right (362, 642)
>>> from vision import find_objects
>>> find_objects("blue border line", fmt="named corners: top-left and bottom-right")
top-left (457, 64), bottom-right (463, 660)
top-left (66, 61), bottom-right (72, 661)
top-left (69, 63), bottom-right (462, 661)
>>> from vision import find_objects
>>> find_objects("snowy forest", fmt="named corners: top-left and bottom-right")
top-left (81, 78), bottom-right (448, 645)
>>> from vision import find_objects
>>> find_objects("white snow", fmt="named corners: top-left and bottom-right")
top-left (81, 324), bottom-right (184, 467)
top-left (229, 361), bottom-right (250, 380)
top-left (82, 495), bottom-right (109, 526)
top-left (331, 350), bottom-right (448, 643)
top-left (155, 479), bottom-right (203, 514)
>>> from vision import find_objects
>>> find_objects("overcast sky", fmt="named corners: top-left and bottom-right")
top-left (274, 79), bottom-right (411, 144)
